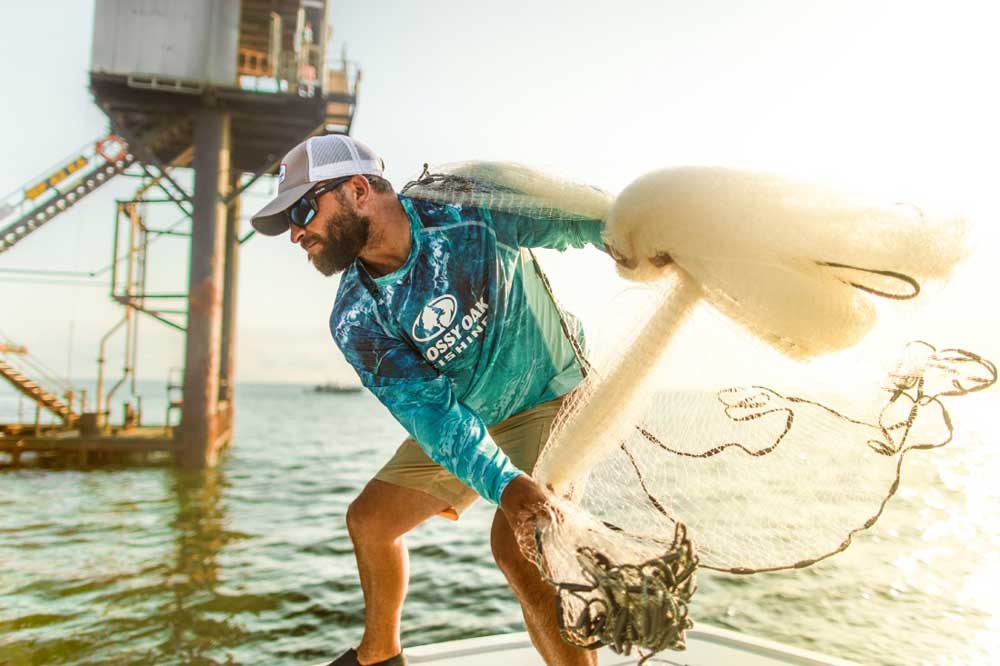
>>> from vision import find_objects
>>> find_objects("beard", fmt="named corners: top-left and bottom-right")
top-left (308, 205), bottom-right (371, 276)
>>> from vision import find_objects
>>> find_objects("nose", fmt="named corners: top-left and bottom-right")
top-left (289, 223), bottom-right (306, 245)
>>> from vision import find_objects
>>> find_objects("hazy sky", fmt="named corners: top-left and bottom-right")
top-left (1, 0), bottom-right (998, 389)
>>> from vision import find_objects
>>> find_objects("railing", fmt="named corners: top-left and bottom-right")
top-left (0, 139), bottom-right (90, 226)
top-left (324, 58), bottom-right (361, 98)
top-left (322, 59), bottom-right (360, 131)
top-left (0, 330), bottom-right (79, 424)
top-left (0, 330), bottom-right (74, 400)
top-left (236, 52), bottom-right (361, 104)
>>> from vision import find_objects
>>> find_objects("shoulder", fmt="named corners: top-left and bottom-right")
top-left (403, 195), bottom-right (492, 231)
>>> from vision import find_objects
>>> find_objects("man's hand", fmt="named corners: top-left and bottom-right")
top-left (499, 474), bottom-right (551, 532)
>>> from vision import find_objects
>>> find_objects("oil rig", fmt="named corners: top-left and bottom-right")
top-left (0, 0), bottom-right (358, 467)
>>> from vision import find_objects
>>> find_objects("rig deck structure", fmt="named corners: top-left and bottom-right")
top-left (1, 0), bottom-right (359, 468)
top-left (0, 424), bottom-right (175, 467)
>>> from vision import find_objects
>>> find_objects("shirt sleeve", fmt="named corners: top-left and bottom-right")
top-left (485, 208), bottom-right (606, 252)
top-left (332, 314), bottom-right (523, 505)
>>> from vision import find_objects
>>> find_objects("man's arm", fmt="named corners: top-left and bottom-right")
top-left (486, 208), bottom-right (606, 253)
top-left (366, 373), bottom-right (522, 504)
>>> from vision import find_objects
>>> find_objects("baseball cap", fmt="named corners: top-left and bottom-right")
top-left (250, 135), bottom-right (384, 236)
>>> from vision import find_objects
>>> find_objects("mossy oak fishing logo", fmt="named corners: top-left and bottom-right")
top-left (412, 295), bottom-right (457, 341)
top-left (412, 294), bottom-right (489, 368)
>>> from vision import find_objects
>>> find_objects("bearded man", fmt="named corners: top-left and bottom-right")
top-left (251, 135), bottom-right (605, 666)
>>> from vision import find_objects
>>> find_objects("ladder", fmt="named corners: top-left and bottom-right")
top-left (0, 359), bottom-right (76, 424)
top-left (0, 135), bottom-right (135, 255)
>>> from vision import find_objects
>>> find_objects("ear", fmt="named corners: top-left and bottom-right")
top-left (347, 174), bottom-right (373, 208)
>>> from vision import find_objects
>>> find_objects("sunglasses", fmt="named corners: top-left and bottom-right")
top-left (287, 177), bottom-right (351, 228)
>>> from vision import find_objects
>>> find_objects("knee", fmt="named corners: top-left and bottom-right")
top-left (346, 487), bottom-right (417, 548)
top-left (346, 494), bottom-right (388, 546)
top-left (345, 496), bottom-right (365, 538)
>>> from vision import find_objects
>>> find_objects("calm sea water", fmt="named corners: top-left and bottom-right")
top-left (1, 382), bottom-right (997, 665)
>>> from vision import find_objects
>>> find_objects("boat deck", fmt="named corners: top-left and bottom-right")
top-left (319, 625), bottom-right (859, 665)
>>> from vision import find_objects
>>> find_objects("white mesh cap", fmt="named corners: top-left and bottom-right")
top-left (306, 134), bottom-right (384, 181)
top-left (250, 135), bottom-right (385, 236)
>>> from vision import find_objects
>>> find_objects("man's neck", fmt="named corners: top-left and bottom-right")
top-left (358, 195), bottom-right (412, 278)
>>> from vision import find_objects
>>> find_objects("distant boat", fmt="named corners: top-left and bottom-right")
top-left (311, 383), bottom-right (363, 394)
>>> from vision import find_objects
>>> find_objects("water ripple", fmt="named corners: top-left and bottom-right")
top-left (1, 384), bottom-right (997, 665)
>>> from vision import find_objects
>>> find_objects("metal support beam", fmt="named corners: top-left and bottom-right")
top-left (111, 120), bottom-right (194, 203)
top-left (219, 173), bottom-right (240, 405)
top-left (112, 296), bottom-right (186, 332)
top-left (177, 110), bottom-right (231, 468)
top-left (145, 229), bottom-right (192, 238)
top-left (138, 164), bottom-right (193, 218)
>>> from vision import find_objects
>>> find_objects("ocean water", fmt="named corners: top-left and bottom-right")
top-left (0, 382), bottom-right (997, 665)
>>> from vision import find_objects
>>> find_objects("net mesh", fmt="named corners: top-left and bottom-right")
top-left (401, 161), bottom-right (614, 222)
top-left (401, 162), bottom-right (996, 662)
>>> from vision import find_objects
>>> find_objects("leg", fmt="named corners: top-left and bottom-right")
top-left (491, 510), bottom-right (598, 666)
top-left (346, 479), bottom-right (451, 664)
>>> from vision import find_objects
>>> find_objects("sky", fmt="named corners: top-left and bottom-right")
top-left (0, 0), bottom-right (998, 391)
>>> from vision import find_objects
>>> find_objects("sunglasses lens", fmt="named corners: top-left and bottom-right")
top-left (289, 199), bottom-right (315, 227)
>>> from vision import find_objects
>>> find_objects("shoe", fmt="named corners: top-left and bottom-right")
top-left (325, 647), bottom-right (407, 666)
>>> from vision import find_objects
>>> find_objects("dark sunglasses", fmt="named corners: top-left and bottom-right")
top-left (287, 177), bottom-right (351, 227)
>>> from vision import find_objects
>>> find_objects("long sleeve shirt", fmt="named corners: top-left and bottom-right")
top-left (331, 194), bottom-right (604, 504)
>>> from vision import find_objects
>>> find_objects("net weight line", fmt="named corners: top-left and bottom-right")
top-left (534, 522), bottom-right (698, 664)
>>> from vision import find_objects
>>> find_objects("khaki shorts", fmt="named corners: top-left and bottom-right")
top-left (374, 395), bottom-right (565, 521)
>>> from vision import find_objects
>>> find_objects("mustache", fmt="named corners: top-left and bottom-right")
top-left (299, 232), bottom-right (324, 250)
top-left (299, 231), bottom-right (323, 248)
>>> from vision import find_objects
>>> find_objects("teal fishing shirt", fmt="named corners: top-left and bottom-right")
top-left (331, 195), bottom-right (605, 505)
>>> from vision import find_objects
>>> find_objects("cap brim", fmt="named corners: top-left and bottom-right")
top-left (250, 182), bottom-right (315, 236)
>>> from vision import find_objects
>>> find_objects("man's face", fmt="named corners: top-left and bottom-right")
top-left (289, 184), bottom-right (370, 276)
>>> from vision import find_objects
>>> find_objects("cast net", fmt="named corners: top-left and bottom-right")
top-left (401, 162), bottom-right (996, 662)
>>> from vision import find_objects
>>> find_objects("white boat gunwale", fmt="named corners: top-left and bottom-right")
top-left (396, 623), bottom-right (862, 665)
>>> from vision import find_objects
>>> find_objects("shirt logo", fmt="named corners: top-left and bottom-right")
top-left (412, 294), bottom-right (458, 342)
top-left (277, 163), bottom-right (287, 184)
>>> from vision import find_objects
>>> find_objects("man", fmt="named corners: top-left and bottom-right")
top-left (251, 135), bottom-right (605, 666)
